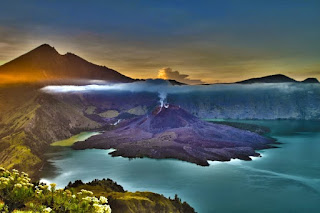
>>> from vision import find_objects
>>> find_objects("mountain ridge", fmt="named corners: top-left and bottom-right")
top-left (0, 44), bottom-right (134, 84)
top-left (236, 74), bottom-right (319, 84)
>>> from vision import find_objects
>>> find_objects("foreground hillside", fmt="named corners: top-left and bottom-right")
top-left (66, 179), bottom-right (195, 213)
top-left (0, 84), bottom-right (101, 177)
top-left (0, 168), bottom-right (195, 213)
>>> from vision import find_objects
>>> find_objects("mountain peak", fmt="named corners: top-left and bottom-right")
top-left (237, 74), bottom-right (297, 84)
top-left (236, 74), bottom-right (319, 84)
top-left (137, 104), bottom-right (198, 133)
top-left (30, 44), bottom-right (58, 55)
top-left (38, 43), bottom-right (54, 49)
top-left (0, 44), bottom-right (134, 84)
top-left (302, 78), bottom-right (319, 83)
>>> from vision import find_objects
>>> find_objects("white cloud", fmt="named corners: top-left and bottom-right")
top-left (157, 67), bottom-right (204, 85)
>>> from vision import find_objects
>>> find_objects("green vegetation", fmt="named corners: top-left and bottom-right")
top-left (98, 110), bottom-right (119, 118)
top-left (84, 106), bottom-right (97, 115)
top-left (0, 168), bottom-right (111, 212)
top-left (0, 86), bottom-right (43, 175)
top-left (0, 85), bottom-right (101, 178)
top-left (66, 179), bottom-right (196, 213)
top-left (126, 106), bottom-right (148, 116)
top-left (51, 132), bottom-right (101, 147)
top-left (0, 169), bottom-right (195, 213)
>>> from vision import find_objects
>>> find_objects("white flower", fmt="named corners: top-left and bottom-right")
top-left (99, 196), bottom-right (108, 204)
top-left (93, 203), bottom-right (112, 213)
top-left (14, 183), bottom-right (22, 188)
top-left (104, 205), bottom-right (112, 213)
top-left (82, 196), bottom-right (93, 202)
top-left (43, 207), bottom-right (52, 212)
top-left (92, 197), bottom-right (99, 203)
top-left (0, 177), bottom-right (9, 182)
top-left (50, 183), bottom-right (57, 189)
top-left (21, 172), bottom-right (28, 177)
top-left (81, 189), bottom-right (94, 195)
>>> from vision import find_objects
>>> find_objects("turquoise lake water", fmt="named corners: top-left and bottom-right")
top-left (40, 120), bottom-right (320, 213)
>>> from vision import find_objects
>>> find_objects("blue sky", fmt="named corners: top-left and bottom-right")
top-left (0, 0), bottom-right (319, 83)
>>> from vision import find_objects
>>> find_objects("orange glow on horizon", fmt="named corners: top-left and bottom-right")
top-left (157, 69), bottom-right (169, 80)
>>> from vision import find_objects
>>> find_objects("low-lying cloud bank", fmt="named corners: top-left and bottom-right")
top-left (41, 79), bottom-right (320, 95)
top-left (40, 79), bottom-right (320, 120)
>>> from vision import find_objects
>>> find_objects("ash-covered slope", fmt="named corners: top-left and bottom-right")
top-left (73, 104), bottom-right (275, 166)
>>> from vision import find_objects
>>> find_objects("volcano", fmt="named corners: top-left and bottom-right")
top-left (0, 44), bottom-right (133, 84)
top-left (73, 104), bottom-right (275, 166)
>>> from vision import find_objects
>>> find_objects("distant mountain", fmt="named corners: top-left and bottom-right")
top-left (137, 78), bottom-right (187, 86)
top-left (168, 79), bottom-right (187, 85)
top-left (236, 74), bottom-right (319, 84)
top-left (0, 44), bottom-right (134, 84)
top-left (236, 74), bottom-right (297, 84)
top-left (302, 78), bottom-right (319, 83)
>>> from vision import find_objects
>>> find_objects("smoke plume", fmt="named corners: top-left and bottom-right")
top-left (158, 91), bottom-right (167, 107)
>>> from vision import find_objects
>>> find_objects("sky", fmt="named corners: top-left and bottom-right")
top-left (0, 0), bottom-right (319, 83)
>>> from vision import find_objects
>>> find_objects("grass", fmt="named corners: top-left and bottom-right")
top-left (99, 110), bottom-right (119, 118)
top-left (126, 105), bottom-right (147, 115)
top-left (51, 132), bottom-right (101, 147)
top-left (85, 106), bottom-right (96, 114)
top-left (68, 182), bottom-right (195, 213)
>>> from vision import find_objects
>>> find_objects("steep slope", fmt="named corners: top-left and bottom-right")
top-left (0, 85), bottom-right (100, 177)
top-left (0, 44), bottom-right (133, 84)
top-left (73, 104), bottom-right (274, 166)
top-left (169, 83), bottom-right (320, 120)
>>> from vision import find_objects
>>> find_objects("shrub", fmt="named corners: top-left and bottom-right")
top-left (0, 167), bottom-right (111, 213)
